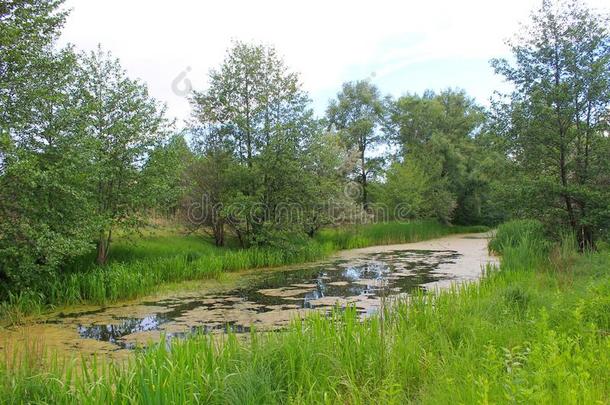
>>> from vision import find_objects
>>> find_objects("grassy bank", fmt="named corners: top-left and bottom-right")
top-left (0, 220), bottom-right (485, 323)
top-left (1, 221), bottom-right (608, 403)
top-left (316, 221), bottom-right (488, 249)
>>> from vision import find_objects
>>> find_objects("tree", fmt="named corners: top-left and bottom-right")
top-left (78, 46), bottom-right (170, 264)
top-left (141, 134), bottom-right (193, 217)
top-left (191, 41), bottom-right (311, 167)
top-left (189, 41), bottom-right (325, 247)
top-left (0, 0), bottom-right (68, 126)
top-left (0, 0), bottom-right (97, 288)
top-left (326, 81), bottom-right (385, 211)
top-left (183, 125), bottom-right (240, 247)
top-left (299, 131), bottom-right (354, 236)
top-left (386, 89), bottom-right (488, 224)
top-left (388, 90), bottom-right (443, 153)
top-left (375, 159), bottom-right (435, 220)
top-left (491, 0), bottom-right (610, 248)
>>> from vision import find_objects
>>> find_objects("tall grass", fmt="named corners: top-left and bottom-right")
top-left (1, 222), bottom-right (608, 403)
top-left (316, 220), bottom-right (488, 249)
top-left (1, 220), bottom-right (485, 321)
top-left (488, 219), bottom-right (547, 254)
top-left (22, 240), bottom-right (335, 307)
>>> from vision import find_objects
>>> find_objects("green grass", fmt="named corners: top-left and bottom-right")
top-left (0, 220), bottom-right (486, 322)
top-left (316, 220), bottom-right (489, 249)
top-left (0, 222), bottom-right (607, 403)
top-left (488, 219), bottom-right (547, 254)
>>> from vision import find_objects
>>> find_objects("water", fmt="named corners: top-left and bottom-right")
top-left (46, 248), bottom-right (474, 349)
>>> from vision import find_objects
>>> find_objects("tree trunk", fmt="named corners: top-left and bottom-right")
top-left (577, 224), bottom-right (594, 251)
top-left (553, 36), bottom-right (579, 243)
top-left (96, 229), bottom-right (111, 265)
top-left (245, 78), bottom-right (253, 168)
top-left (307, 214), bottom-right (319, 238)
top-left (559, 150), bottom-right (576, 231)
top-left (233, 225), bottom-right (245, 248)
top-left (213, 221), bottom-right (224, 247)
top-left (361, 148), bottom-right (368, 211)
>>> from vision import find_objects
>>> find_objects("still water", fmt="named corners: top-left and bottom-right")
top-left (57, 249), bottom-right (481, 349)
top-left (5, 234), bottom-right (494, 355)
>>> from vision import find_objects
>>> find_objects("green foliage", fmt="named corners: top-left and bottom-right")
top-left (389, 89), bottom-right (485, 151)
top-left (2, 226), bottom-right (608, 404)
top-left (374, 156), bottom-right (457, 224)
top-left (78, 45), bottom-right (170, 264)
top-left (384, 89), bottom-right (493, 225)
top-left (0, 0), bottom-right (97, 288)
top-left (0, 2), bottom-right (172, 289)
top-left (316, 220), bottom-right (487, 250)
top-left (141, 134), bottom-right (193, 215)
top-left (490, 0), bottom-right (610, 249)
top-left (373, 160), bottom-right (429, 220)
top-left (298, 131), bottom-right (355, 237)
top-left (187, 41), bottom-right (339, 247)
top-left (326, 80), bottom-right (385, 210)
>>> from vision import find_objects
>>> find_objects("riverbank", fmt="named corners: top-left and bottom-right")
top-left (0, 232), bottom-right (495, 360)
top-left (1, 222), bottom-right (608, 403)
top-left (0, 220), bottom-right (487, 324)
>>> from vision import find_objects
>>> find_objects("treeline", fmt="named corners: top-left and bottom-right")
top-left (1, 0), bottom-right (609, 292)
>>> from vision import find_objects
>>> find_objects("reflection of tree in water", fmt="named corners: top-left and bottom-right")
top-left (78, 317), bottom-right (251, 349)
top-left (78, 315), bottom-right (162, 343)
top-left (302, 252), bottom-right (458, 307)
top-left (248, 250), bottom-right (461, 309)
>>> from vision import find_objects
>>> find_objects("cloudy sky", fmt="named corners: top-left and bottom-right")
top-left (59, 0), bottom-right (608, 127)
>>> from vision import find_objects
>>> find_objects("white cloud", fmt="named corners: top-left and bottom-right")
top-left (60, 0), bottom-right (609, 125)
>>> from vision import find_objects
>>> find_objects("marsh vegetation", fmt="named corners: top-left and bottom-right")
top-left (1, 0), bottom-right (609, 403)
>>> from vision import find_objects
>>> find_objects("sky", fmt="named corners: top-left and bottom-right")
top-left (59, 0), bottom-right (609, 127)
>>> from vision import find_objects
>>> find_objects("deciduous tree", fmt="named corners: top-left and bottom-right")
top-left (326, 81), bottom-right (385, 211)
top-left (78, 46), bottom-right (170, 264)
top-left (491, 0), bottom-right (610, 248)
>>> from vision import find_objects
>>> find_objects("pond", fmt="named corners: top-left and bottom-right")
top-left (0, 233), bottom-right (497, 357)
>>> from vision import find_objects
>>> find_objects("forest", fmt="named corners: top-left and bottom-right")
top-left (0, 0), bottom-right (609, 403)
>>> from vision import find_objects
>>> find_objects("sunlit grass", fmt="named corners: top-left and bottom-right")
top-left (487, 219), bottom-right (547, 254)
top-left (1, 227), bottom-right (608, 403)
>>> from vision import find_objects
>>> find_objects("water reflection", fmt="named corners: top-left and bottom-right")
top-left (78, 319), bottom-right (251, 349)
top-left (78, 316), bottom-right (160, 346)
top-left (68, 249), bottom-right (462, 349)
